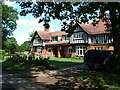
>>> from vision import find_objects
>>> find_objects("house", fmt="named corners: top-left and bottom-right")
top-left (30, 20), bottom-right (114, 58)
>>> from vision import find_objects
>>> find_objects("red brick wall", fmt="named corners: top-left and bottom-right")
top-left (42, 46), bottom-right (54, 57)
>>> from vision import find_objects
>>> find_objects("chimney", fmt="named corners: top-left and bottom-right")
top-left (99, 11), bottom-right (107, 20)
top-left (43, 23), bottom-right (50, 32)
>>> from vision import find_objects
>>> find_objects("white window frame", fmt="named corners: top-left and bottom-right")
top-left (76, 46), bottom-right (86, 56)
top-left (94, 47), bottom-right (103, 50)
top-left (52, 36), bottom-right (58, 42)
top-left (62, 35), bottom-right (69, 41)
top-left (37, 47), bottom-right (42, 55)
top-left (68, 47), bottom-right (72, 54)
top-left (74, 32), bottom-right (84, 40)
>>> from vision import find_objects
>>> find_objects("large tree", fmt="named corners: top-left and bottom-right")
top-left (18, 2), bottom-right (120, 72)
top-left (2, 3), bottom-right (18, 49)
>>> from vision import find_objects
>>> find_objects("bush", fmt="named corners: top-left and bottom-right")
top-left (0, 50), bottom-right (5, 60)
top-left (72, 55), bottom-right (81, 60)
top-left (5, 54), bottom-right (50, 67)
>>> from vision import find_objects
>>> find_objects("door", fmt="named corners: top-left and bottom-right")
top-left (60, 46), bottom-right (65, 58)
top-left (53, 47), bottom-right (58, 57)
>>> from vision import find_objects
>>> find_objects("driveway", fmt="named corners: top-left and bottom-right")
top-left (2, 64), bottom-right (89, 90)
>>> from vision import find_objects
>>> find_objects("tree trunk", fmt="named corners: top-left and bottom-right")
top-left (109, 3), bottom-right (120, 72)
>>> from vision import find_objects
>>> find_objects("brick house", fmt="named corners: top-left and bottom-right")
top-left (30, 20), bottom-right (114, 58)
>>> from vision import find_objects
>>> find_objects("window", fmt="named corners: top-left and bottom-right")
top-left (74, 32), bottom-right (84, 39)
top-left (52, 36), bottom-right (58, 42)
top-left (95, 47), bottom-right (103, 50)
top-left (47, 48), bottom-right (51, 53)
top-left (76, 46), bottom-right (86, 56)
top-left (34, 38), bottom-right (43, 44)
top-left (74, 27), bottom-right (82, 32)
top-left (62, 35), bottom-right (69, 41)
top-left (37, 47), bottom-right (42, 55)
top-left (68, 47), bottom-right (72, 54)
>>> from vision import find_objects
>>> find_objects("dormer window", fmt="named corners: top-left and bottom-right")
top-left (62, 35), bottom-right (69, 41)
top-left (52, 36), bottom-right (58, 42)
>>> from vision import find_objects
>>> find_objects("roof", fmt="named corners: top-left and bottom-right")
top-left (37, 31), bottom-right (50, 40)
top-left (47, 41), bottom-right (69, 45)
top-left (36, 31), bottom-right (68, 41)
top-left (50, 31), bottom-right (68, 36)
top-left (77, 20), bottom-right (111, 35)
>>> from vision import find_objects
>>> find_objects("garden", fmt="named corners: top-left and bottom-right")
top-left (1, 51), bottom-right (120, 89)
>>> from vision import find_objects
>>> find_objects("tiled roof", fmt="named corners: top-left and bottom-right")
top-left (37, 31), bottom-right (68, 40)
top-left (77, 20), bottom-right (111, 35)
top-left (50, 31), bottom-right (68, 36)
top-left (37, 31), bottom-right (50, 40)
top-left (47, 41), bottom-right (69, 45)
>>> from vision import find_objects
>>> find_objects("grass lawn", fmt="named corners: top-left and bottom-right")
top-left (2, 57), bottom-right (83, 70)
top-left (2, 60), bottom-right (40, 70)
top-left (49, 57), bottom-right (84, 68)
top-left (75, 71), bottom-right (120, 89)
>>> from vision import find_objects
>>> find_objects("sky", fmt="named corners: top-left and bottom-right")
top-left (4, 1), bottom-right (62, 45)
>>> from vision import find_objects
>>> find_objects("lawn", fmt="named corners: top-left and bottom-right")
top-left (49, 57), bottom-right (84, 68)
top-left (2, 60), bottom-right (40, 70)
top-left (2, 57), bottom-right (83, 70)
top-left (74, 71), bottom-right (120, 89)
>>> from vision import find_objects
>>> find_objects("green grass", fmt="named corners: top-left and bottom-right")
top-left (49, 57), bottom-right (84, 68)
top-left (75, 71), bottom-right (120, 89)
top-left (2, 57), bottom-right (83, 70)
top-left (2, 60), bottom-right (39, 70)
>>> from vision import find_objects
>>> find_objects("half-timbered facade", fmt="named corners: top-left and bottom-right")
top-left (30, 20), bottom-right (114, 58)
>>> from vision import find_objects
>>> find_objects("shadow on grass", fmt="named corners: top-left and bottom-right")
top-left (2, 60), bottom-right (120, 89)
top-left (49, 60), bottom-right (83, 68)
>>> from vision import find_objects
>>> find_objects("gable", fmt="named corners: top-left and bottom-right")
top-left (73, 23), bottom-right (89, 36)
top-left (30, 31), bottom-right (41, 42)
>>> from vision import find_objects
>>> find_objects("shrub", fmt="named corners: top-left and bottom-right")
top-left (72, 55), bottom-right (81, 60)
top-left (0, 50), bottom-right (5, 60)
top-left (5, 54), bottom-right (50, 67)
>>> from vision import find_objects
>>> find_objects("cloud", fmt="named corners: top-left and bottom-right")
top-left (4, 1), bottom-right (16, 8)
top-left (17, 18), bottom-right (44, 26)
top-left (17, 19), bottom-right (29, 26)
top-left (14, 35), bottom-right (30, 45)
top-left (29, 26), bottom-right (44, 33)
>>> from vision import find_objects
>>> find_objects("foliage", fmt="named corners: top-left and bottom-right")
top-left (20, 41), bottom-right (30, 51)
top-left (0, 50), bottom-right (5, 60)
top-left (49, 58), bottom-right (83, 68)
top-left (4, 37), bottom-right (19, 54)
top-left (75, 71), bottom-right (120, 88)
top-left (2, 4), bottom-right (18, 49)
top-left (29, 31), bottom-right (35, 38)
top-left (71, 55), bottom-right (81, 60)
top-left (6, 54), bottom-right (50, 67)
top-left (18, 2), bottom-right (120, 72)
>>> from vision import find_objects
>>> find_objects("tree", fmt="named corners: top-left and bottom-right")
top-left (29, 31), bottom-right (35, 38)
top-left (2, 3), bottom-right (19, 49)
top-left (18, 2), bottom-right (120, 72)
top-left (20, 41), bottom-right (30, 52)
top-left (4, 37), bottom-right (19, 54)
